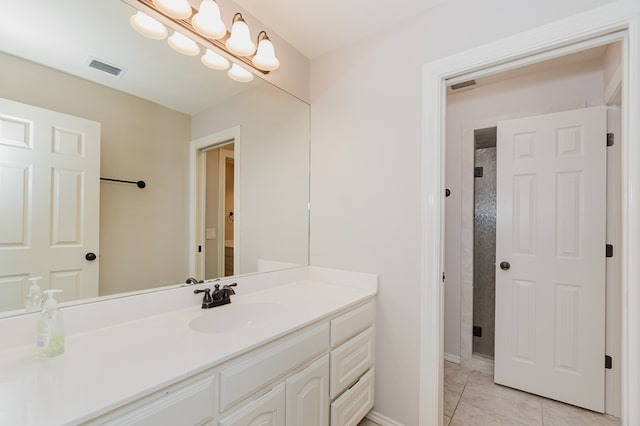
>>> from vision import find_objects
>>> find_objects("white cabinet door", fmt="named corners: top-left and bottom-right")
top-left (0, 98), bottom-right (100, 311)
top-left (286, 355), bottom-right (329, 426)
top-left (219, 383), bottom-right (285, 426)
top-left (495, 106), bottom-right (606, 412)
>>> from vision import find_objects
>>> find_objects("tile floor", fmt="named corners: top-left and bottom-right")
top-left (358, 362), bottom-right (621, 426)
top-left (443, 361), bottom-right (621, 426)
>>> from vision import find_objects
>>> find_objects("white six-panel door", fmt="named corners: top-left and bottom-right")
top-left (494, 106), bottom-right (606, 412)
top-left (0, 97), bottom-right (100, 311)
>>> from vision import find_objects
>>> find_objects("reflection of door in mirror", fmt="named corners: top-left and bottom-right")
top-left (223, 156), bottom-right (235, 277)
top-left (201, 143), bottom-right (236, 280)
top-left (0, 98), bottom-right (100, 313)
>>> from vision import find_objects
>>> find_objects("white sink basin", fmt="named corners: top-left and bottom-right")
top-left (189, 302), bottom-right (286, 334)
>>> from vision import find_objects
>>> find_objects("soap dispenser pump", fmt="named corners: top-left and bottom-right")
top-left (25, 276), bottom-right (43, 312)
top-left (36, 290), bottom-right (65, 358)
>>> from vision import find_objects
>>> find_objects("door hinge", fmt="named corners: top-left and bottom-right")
top-left (198, 245), bottom-right (202, 253)
top-left (442, 273), bottom-right (446, 282)
top-left (605, 355), bottom-right (612, 369)
top-left (607, 133), bottom-right (614, 147)
top-left (473, 326), bottom-right (482, 338)
top-left (474, 166), bottom-right (483, 178)
top-left (606, 244), bottom-right (613, 258)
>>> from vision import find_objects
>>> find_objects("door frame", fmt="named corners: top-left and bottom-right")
top-left (189, 126), bottom-right (241, 279)
top-left (420, 4), bottom-right (640, 425)
top-left (217, 147), bottom-right (234, 277)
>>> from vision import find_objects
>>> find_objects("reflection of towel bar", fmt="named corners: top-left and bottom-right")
top-left (100, 177), bottom-right (146, 189)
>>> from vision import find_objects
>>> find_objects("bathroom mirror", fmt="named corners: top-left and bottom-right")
top-left (0, 0), bottom-right (310, 317)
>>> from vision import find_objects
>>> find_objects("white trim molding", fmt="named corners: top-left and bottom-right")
top-left (366, 410), bottom-right (405, 426)
top-left (443, 353), bottom-right (461, 365)
top-left (420, 3), bottom-right (640, 425)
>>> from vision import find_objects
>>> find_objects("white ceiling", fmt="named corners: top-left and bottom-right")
top-left (234, 0), bottom-right (452, 59)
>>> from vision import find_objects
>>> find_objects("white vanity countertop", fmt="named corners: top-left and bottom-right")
top-left (0, 279), bottom-right (376, 426)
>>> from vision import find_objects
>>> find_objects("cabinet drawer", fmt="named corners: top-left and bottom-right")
top-left (87, 373), bottom-right (217, 426)
top-left (330, 368), bottom-right (374, 426)
top-left (219, 323), bottom-right (329, 411)
top-left (330, 327), bottom-right (374, 399)
top-left (219, 383), bottom-right (285, 426)
top-left (330, 301), bottom-right (374, 348)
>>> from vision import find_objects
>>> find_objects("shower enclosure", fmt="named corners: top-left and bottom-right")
top-left (472, 127), bottom-right (497, 359)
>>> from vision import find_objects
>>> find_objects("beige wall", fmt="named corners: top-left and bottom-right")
top-left (0, 52), bottom-right (191, 296)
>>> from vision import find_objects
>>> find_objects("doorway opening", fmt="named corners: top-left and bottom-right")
top-left (203, 144), bottom-right (235, 279)
top-left (189, 126), bottom-right (241, 281)
top-left (442, 40), bottom-right (623, 423)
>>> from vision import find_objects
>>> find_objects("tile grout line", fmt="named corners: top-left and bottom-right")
top-left (450, 374), bottom-right (469, 421)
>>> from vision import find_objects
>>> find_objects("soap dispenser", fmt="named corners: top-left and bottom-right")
top-left (25, 276), bottom-right (43, 312)
top-left (36, 290), bottom-right (65, 358)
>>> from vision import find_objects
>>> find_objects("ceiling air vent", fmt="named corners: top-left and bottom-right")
top-left (86, 57), bottom-right (126, 77)
top-left (450, 79), bottom-right (477, 91)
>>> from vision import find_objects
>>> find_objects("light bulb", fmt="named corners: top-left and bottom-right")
top-left (252, 36), bottom-right (279, 71)
top-left (153, 0), bottom-right (192, 19)
top-left (227, 64), bottom-right (253, 82)
top-left (168, 31), bottom-right (200, 56)
top-left (225, 15), bottom-right (255, 56)
top-left (129, 12), bottom-right (167, 40)
top-left (202, 49), bottom-right (230, 70)
top-left (192, 0), bottom-right (226, 39)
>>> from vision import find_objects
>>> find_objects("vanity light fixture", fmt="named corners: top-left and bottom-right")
top-left (225, 13), bottom-right (255, 57)
top-left (227, 63), bottom-right (253, 82)
top-left (168, 30), bottom-right (200, 56)
top-left (152, 0), bottom-right (191, 20)
top-left (202, 49), bottom-right (230, 70)
top-left (130, 11), bottom-right (168, 39)
top-left (126, 0), bottom-right (280, 82)
top-left (192, 0), bottom-right (226, 39)
top-left (252, 31), bottom-right (279, 71)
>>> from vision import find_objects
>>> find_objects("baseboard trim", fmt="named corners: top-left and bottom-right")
top-left (444, 353), bottom-right (461, 364)
top-left (366, 411), bottom-right (405, 426)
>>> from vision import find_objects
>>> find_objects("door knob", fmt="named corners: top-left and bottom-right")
top-left (499, 261), bottom-right (510, 270)
top-left (85, 252), bottom-right (97, 261)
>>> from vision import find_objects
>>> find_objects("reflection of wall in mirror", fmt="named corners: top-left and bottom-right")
top-left (192, 84), bottom-right (310, 274)
top-left (0, 51), bottom-right (191, 298)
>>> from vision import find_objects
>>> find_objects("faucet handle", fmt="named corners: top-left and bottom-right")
top-left (222, 282), bottom-right (237, 295)
top-left (193, 288), bottom-right (212, 305)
